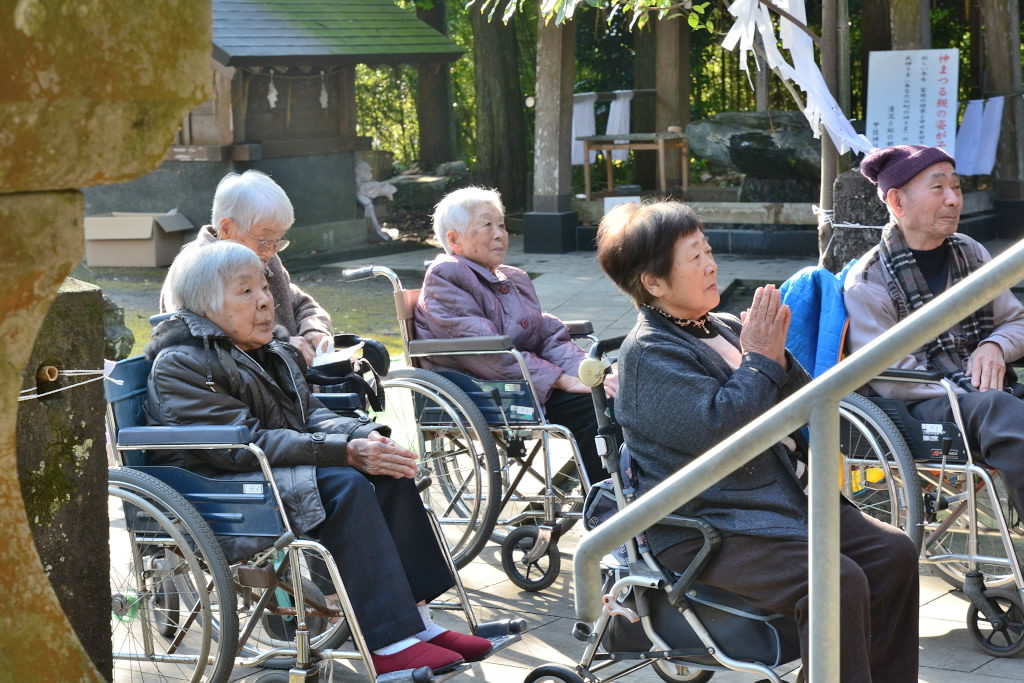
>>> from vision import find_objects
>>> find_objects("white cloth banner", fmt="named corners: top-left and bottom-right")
top-left (572, 92), bottom-right (598, 166)
top-left (975, 96), bottom-right (1005, 176)
top-left (605, 90), bottom-right (634, 161)
top-left (954, 99), bottom-right (985, 175)
top-left (721, 0), bottom-right (873, 155)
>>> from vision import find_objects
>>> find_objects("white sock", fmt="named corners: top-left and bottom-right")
top-left (414, 603), bottom-right (447, 641)
top-left (372, 637), bottom-right (420, 656)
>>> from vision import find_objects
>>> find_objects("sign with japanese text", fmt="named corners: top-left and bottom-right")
top-left (866, 48), bottom-right (959, 156)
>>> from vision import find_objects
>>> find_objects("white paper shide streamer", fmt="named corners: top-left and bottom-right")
top-left (721, 0), bottom-right (874, 155)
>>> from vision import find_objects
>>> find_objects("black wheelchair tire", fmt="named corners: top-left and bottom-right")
top-left (500, 525), bottom-right (561, 592)
top-left (523, 663), bottom-right (586, 683)
top-left (839, 393), bottom-right (924, 549)
top-left (376, 368), bottom-right (502, 568)
top-left (109, 467), bottom-right (238, 683)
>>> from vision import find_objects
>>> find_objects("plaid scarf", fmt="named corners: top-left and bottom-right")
top-left (875, 225), bottom-right (993, 392)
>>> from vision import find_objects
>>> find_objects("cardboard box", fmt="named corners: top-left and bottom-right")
top-left (84, 212), bottom-right (194, 267)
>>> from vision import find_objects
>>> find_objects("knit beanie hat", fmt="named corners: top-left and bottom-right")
top-left (859, 145), bottom-right (956, 200)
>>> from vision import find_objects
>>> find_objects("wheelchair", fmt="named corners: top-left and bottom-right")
top-left (525, 336), bottom-right (804, 683)
top-left (105, 353), bottom-right (524, 682)
top-left (339, 265), bottom-right (599, 591)
top-left (838, 369), bottom-right (1024, 656)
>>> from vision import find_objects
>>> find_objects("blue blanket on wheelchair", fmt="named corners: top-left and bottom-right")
top-left (779, 261), bottom-right (857, 378)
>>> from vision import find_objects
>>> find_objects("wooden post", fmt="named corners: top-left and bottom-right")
top-left (655, 17), bottom-right (689, 194)
top-left (979, 0), bottom-right (1024, 201)
top-left (818, 0), bottom-right (840, 269)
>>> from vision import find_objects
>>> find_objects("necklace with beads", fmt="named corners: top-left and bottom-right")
top-left (643, 304), bottom-right (719, 338)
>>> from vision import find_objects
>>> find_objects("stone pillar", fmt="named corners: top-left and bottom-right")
top-left (16, 278), bottom-right (108, 675)
top-left (524, 17), bottom-right (577, 253)
top-left (0, 2), bottom-right (210, 678)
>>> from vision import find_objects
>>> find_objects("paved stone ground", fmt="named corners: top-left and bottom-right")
top-left (228, 236), bottom-right (1024, 682)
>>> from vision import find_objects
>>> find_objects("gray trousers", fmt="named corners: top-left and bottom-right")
top-left (909, 389), bottom-right (1024, 518)
top-left (658, 503), bottom-right (920, 683)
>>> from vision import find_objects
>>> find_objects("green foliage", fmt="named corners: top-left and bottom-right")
top-left (355, 63), bottom-right (421, 164)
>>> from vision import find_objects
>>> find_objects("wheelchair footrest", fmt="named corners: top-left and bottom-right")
top-left (476, 618), bottom-right (527, 638)
top-left (377, 666), bottom-right (435, 683)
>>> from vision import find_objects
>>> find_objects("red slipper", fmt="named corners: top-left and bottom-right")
top-left (371, 641), bottom-right (463, 675)
top-left (426, 630), bottom-right (493, 662)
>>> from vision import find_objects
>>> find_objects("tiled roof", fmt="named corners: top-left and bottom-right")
top-left (213, 0), bottom-right (464, 66)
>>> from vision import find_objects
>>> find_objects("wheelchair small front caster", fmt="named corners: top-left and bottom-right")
top-left (501, 525), bottom-right (560, 592)
top-left (523, 663), bottom-right (585, 682)
top-left (967, 587), bottom-right (1024, 657)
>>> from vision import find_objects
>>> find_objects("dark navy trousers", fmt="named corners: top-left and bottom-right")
top-left (312, 467), bottom-right (454, 650)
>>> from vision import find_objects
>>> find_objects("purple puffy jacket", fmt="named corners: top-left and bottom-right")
top-left (414, 254), bottom-right (584, 403)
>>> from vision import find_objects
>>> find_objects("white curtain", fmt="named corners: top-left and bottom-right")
top-left (954, 99), bottom-right (985, 175)
top-left (572, 92), bottom-right (598, 165)
top-left (605, 90), bottom-right (634, 161)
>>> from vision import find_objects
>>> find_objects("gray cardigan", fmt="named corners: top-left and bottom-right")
top-left (617, 307), bottom-right (812, 555)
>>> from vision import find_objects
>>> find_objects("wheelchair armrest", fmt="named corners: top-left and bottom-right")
top-left (564, 320), bottom-right (594, 337)
top-left (313, 393), bottom-right (363, 411)
top-left (117, 425), bottom-right (252, 447)
top-left (660, 515), bottom-right (722, 607)
top-left (408, 335), bottom-right (514, 356)
top-left (877, 368), bottom-right (944, 383)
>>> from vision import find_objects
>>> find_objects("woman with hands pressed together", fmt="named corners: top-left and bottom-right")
top-left (147, 241), bottom-right (492, 675)
top-left (596, 201), bottom-right (919, 683)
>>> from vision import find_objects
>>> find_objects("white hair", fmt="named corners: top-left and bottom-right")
top-left (164, 241), bottom-right (262, 315)
top-left (432, 186), bottom-right (504, 253)
top-left (211, 170), bottom-right (294, 235)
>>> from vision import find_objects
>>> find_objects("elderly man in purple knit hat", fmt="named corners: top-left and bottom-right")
top-left (844, 144), bottom-right (1024, 519)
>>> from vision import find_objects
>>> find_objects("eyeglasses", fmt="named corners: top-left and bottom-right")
top-left (255, 238), bottom-right (290, 253)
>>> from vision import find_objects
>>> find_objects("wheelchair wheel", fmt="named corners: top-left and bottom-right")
top-left (109, 467), bottom-right (238, 683)
top-left (523, 663), bottom-right (586, 683)
top-left (237, 547), bottom-right (352, 669)
top-left (373, 368), bottom-right (501, 568)
top-left (501, 525), bottom-right (561, 592)
top-left (653, 659), bottom-right (714, 682)
top-left (918, 468), bottom-right (1020, 590)
top-left (967, 587), bottom-right (1024, 657)
top-left (839, 393), bottom-right (924, 549)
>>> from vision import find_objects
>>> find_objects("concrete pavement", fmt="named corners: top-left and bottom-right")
top-left (296, 236), bottom-right (1024, 682)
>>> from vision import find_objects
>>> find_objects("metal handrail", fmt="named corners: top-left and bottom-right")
top-left (574, 237), bottom-right (1024, 681)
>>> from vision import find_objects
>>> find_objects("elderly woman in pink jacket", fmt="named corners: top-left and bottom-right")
top-left (414, 187), bottom-right (618, 488)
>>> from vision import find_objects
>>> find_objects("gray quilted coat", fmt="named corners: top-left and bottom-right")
top-left (144, 311), bottom-right (386, 559)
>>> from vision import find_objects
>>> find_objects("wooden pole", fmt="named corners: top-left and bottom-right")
top-left (818, 0), bottom-right (839, 268)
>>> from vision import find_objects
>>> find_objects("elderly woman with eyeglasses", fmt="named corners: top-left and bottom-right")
top-left (160, 170), bottom-right (331, 365)
top-left (148, 240), bottom-right (493, 674)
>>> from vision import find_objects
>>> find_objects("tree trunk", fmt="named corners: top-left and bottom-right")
top-left (470, 9), bottom-right (529, 210)
top-left (416, 1), bottom-right (457, 171)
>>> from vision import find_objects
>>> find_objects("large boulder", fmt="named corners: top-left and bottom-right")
top-left (687, 111), bottom-right (821, 180)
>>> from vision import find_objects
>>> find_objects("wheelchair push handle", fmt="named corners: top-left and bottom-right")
top-left (340, 265), bottom-right (402, 290)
